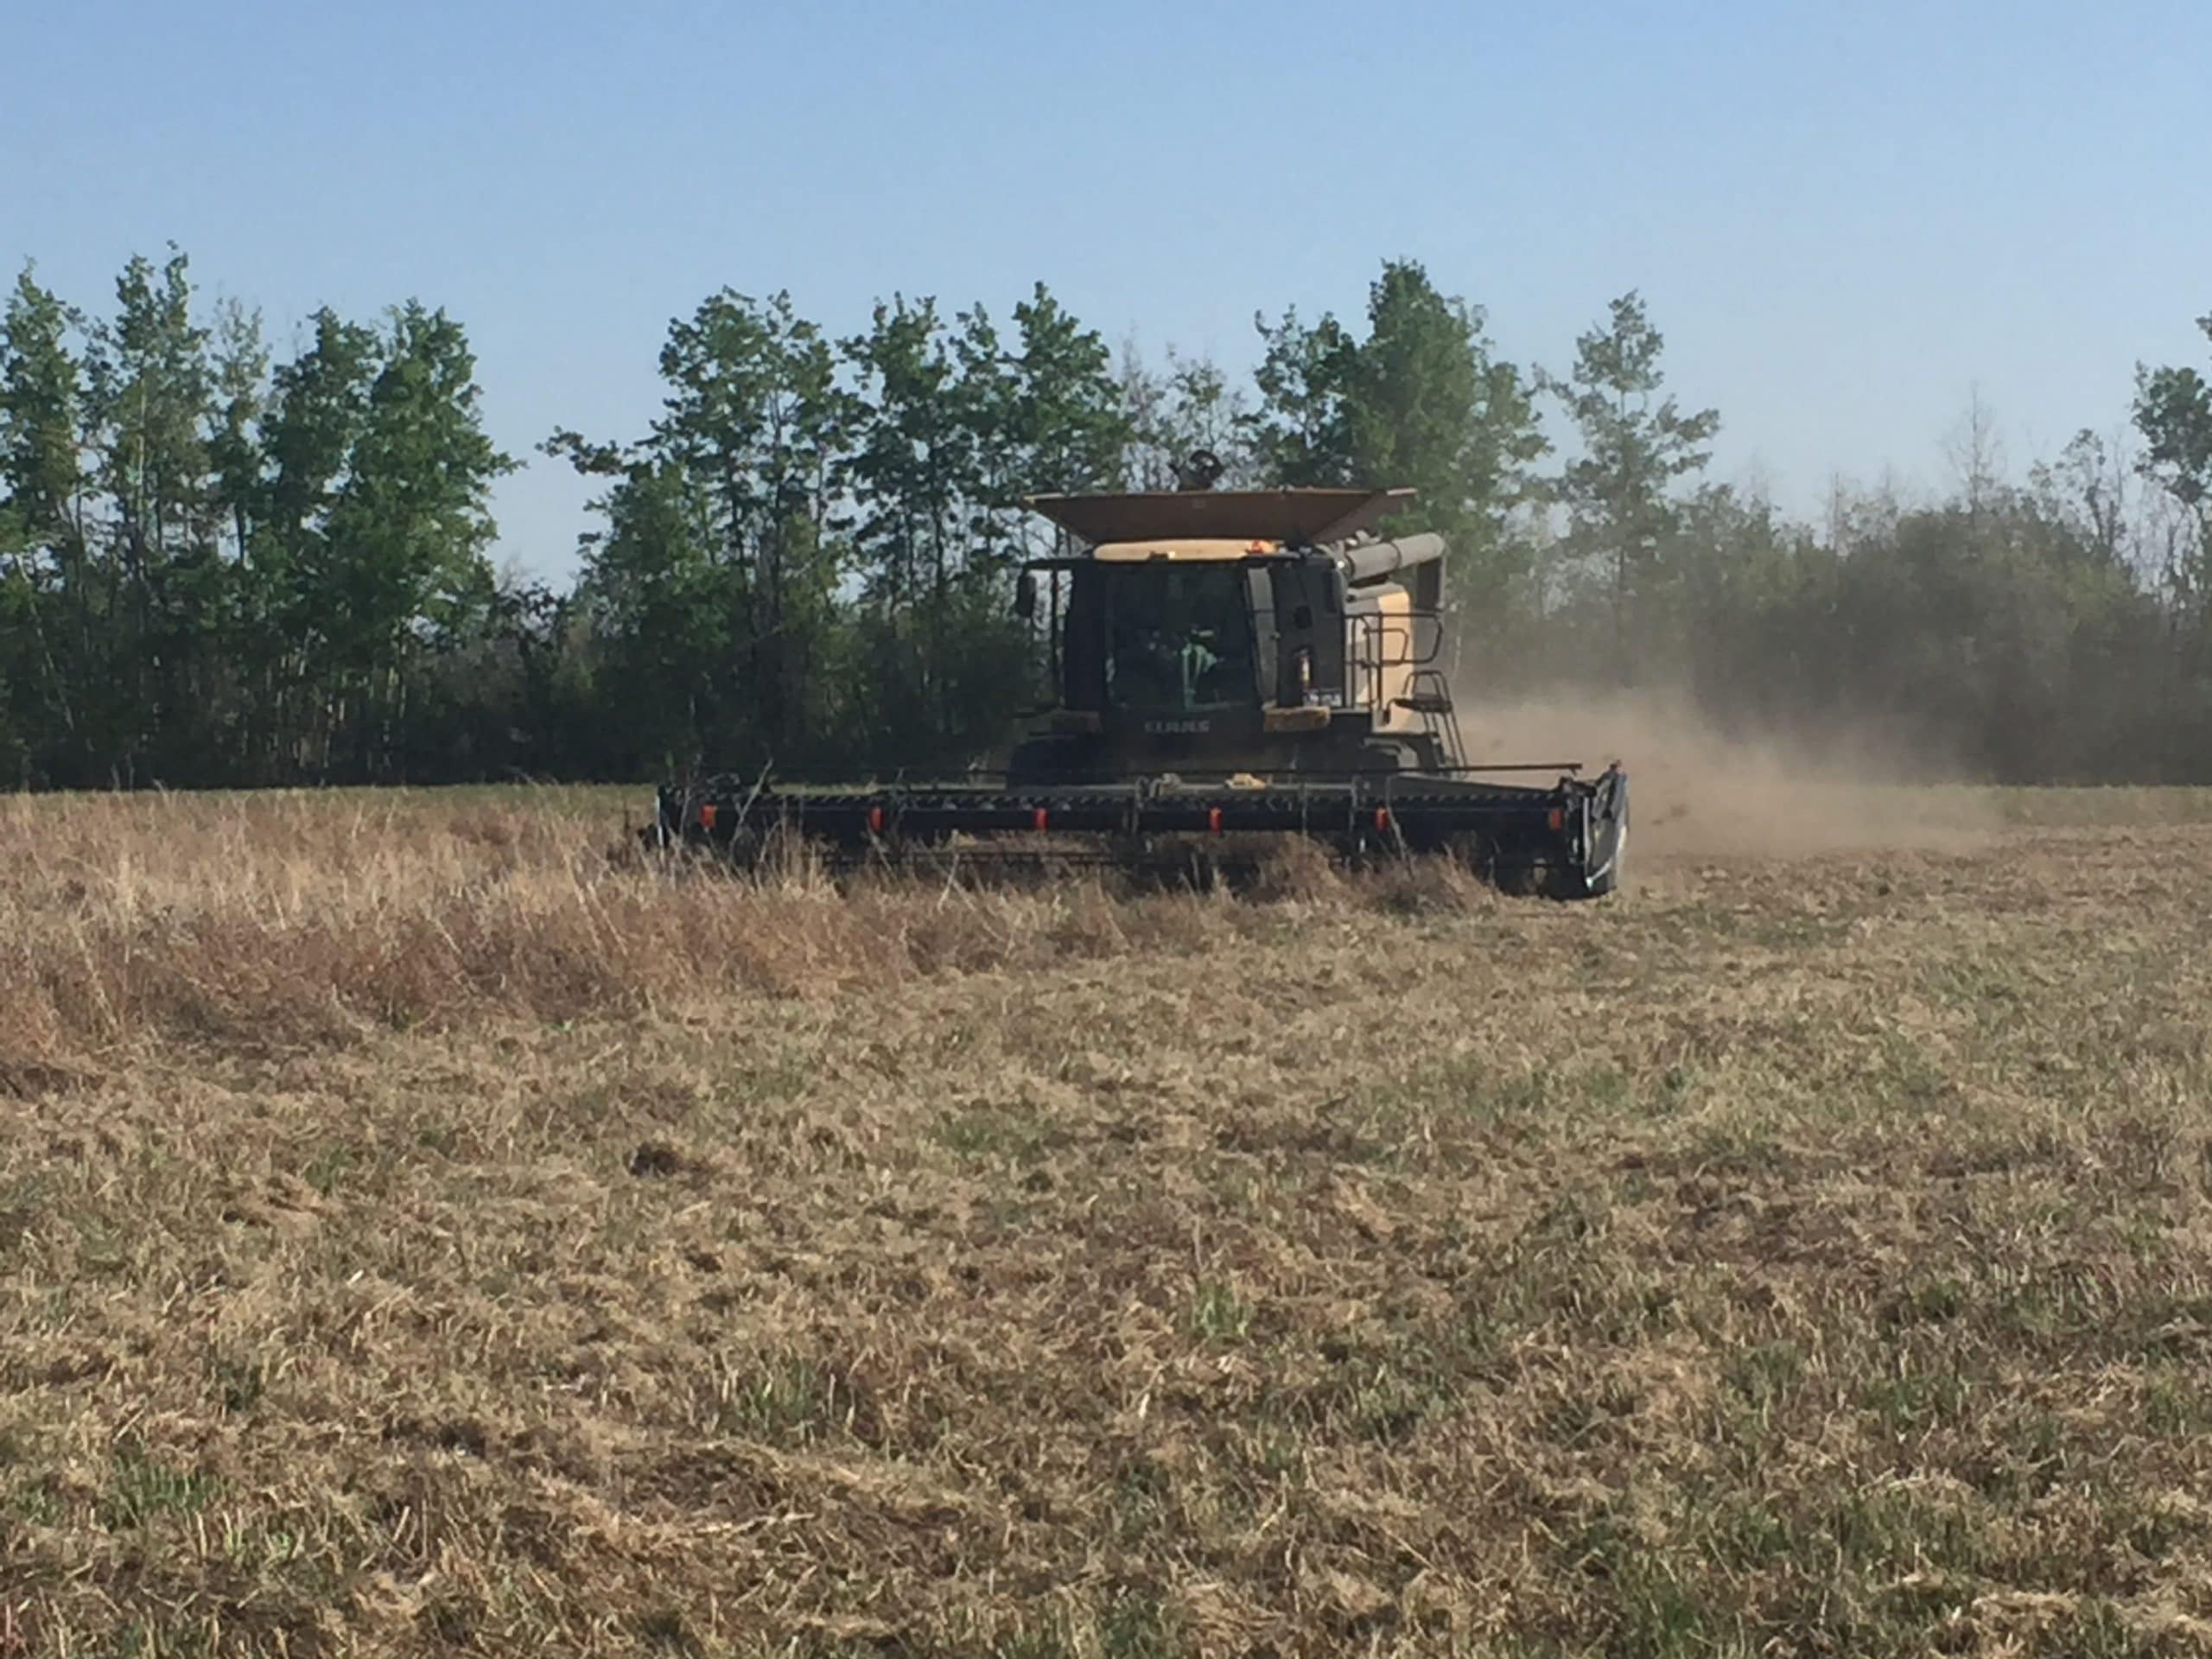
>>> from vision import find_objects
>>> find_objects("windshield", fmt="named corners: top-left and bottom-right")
top-left (1101, 565), bottom-right (1255, 713)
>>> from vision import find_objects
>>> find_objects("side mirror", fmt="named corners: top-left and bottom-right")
top-left (1014, 570), bottom-right (1038, 621)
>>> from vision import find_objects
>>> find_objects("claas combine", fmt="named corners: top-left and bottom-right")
top-left (651, 478), bottom-right (1629, 897)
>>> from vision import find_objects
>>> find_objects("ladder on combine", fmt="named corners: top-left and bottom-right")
top-left (1394, 669), bottom-right (1466, 770)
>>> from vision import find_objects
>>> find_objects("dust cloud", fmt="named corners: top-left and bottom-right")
top-left (1452, 688), bottom-right (1997, 862)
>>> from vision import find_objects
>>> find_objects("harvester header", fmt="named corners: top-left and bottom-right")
top-left (652, 475), bottom-right (1628, 897)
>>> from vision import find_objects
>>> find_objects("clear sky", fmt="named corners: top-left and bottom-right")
top-left (5, 0), bottom-right (2207, 582)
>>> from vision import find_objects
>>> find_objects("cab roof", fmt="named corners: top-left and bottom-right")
top-left (1023, 487), bottom-right (1413, 549)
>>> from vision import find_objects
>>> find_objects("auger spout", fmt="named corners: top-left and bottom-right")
top-left (1336, 532), bottom-right (1446, 588)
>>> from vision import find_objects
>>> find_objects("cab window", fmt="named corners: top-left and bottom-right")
top-left (1102, 566), bottom-right (1254, 713)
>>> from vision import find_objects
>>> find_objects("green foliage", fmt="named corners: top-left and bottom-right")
top-left (0, 252), bottom-right (521, 785)
top-left (0, 505), bottom-right (32, 782)
top-left (645, 288), bottom-right (849, 762)
top-left (1541, 290), bottom-right (1721, 674)
top-left (1251, 303), bottom-right (1355, 486)
top-left (205, 297), bottom-right (268, 562)
top-left (2133, 314), bottom-right (2212, 601)
top-left (1342, 262), bottom-right (1546, 597)
top-left (1004, 283), bottom-right (1129, 501)
top-left (1, 264), bottom-right (87, 538)
top-left (315, 302), bottom-right (513, 770)
top-left (842, 294), bottom-right (982, 755)
top-left (2, 265), bottom-right (100, 772)
top-left (544, 280), bottom-right (1123, 774)
top-left (3, 251), bottom-right (2212, 789)
top-left (1188, 1277), bottom-right (1253, 1345)
top-left (263, 308), bottom-right (379, 551)
top-left (571, 460), bottom-right (725, 775)
top-left (1252, 260), bottom-right (1546, 626)
top-left (97, 1441), bottom-right (219, 1530)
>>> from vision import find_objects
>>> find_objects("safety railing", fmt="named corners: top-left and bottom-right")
top-left (1348, 608), bottom-right (1444, 714)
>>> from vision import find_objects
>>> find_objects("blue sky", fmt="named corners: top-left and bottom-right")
top-left (5, 0), bottom-right (2206, 582)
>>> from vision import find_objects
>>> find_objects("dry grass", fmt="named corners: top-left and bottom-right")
top-left (5, 786), bottom-right (2212, 1656)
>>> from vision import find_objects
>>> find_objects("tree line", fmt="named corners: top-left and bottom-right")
top-left (3, 248), bottom-right (2210, 787)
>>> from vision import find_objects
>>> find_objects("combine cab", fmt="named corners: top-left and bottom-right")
top-left (652, 480), bottom-right (1628, 898)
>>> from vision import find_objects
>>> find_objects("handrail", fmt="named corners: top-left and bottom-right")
top-left (1347, 608), bottom-right (1445, 710)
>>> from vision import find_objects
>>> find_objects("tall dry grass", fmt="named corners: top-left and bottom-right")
top-left (0, 791), bottom-right (1406, 1076)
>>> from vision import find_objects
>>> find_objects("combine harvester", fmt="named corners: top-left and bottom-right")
top-left (652, 477), bottom-right (1628, 898)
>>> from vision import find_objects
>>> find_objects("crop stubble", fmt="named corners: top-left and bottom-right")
top-left (3, 786), bottom-right (2211, 1656)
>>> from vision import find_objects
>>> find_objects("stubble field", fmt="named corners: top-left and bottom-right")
top-left (4, 777), bottom-right (2212, 1656)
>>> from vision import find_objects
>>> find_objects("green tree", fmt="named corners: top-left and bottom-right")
top-left (963, 288), bottom-right (1128, 749)
top-left (264, 310), bottom-right (379, 550)
top-left (90, 250), bottom-right (214, 576)
top-left (567, 458), bottom-right (728, 774)
top-left (1251, 305), bottom-right (1355, 486)
top-left (315, 302), bottom-right (513, 776)
top-left (1252, 261), bottom-right (1547, 639)
top-left (1, 268), bottom-right (90, 554)
top-left (1002, 284), bottom-right (1129, 550)
top-left (664, 290), bottom-right (849, 760)
top-left (560, 289), bottom-right (850, 768)
top-left (843, 296), bottom-right (966, 612)
top-left (0, 265), bottom-right (94, 777)
top-left (1351, 263), bottom-right (1546, 623)
top-left (1541, 289), bottom-right (1720, 674)
top-left (207, 298), bottom-right (269, 564)
top-left (2133, 314), bottom-right (2212, 606)
top-left (2029, 429), bottom-right (2135, 571)
top-left (252, 308), bottom-right (381, 774)
top-left (86, 249), bottom-right (224, 775)
top-left (842, 294), bottom-right (976, 751)
top-left (0, 499), bottom-right (37, 781)
top-left (948, 303), bottom-right (1020, 568)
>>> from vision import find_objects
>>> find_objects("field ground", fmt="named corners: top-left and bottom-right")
top-left (5, 784), bottom-right (2212, 1656)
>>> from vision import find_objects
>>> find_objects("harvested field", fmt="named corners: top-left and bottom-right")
top-left (4, 786), bottom-right (2212, 1656)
